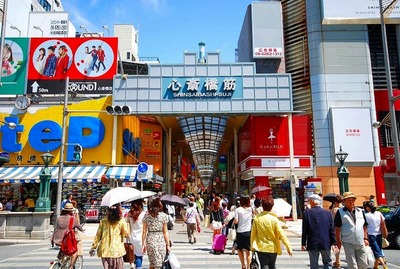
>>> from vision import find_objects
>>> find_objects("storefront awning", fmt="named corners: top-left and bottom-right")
top-left (0, 165), bottom-right (107, 183)
top-left (106, 165), bottom-right (154, 182)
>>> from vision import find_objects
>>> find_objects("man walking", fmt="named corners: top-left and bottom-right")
top-left (302, 194), bottom-right (336, 269)
top-left (334, 192), bottom-right (369, 269)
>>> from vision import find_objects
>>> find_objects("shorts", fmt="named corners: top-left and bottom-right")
top-left (236, 231), bottom-right (251, 251)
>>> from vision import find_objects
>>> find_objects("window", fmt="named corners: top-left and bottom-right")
top-left (37, 0), bottom-right (51, 11)
top-left (127, 52), bottom-right (131, 61)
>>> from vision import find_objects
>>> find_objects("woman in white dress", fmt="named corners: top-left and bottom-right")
top-left (126, 199), bottom-right (146, 269)
top-left (35, 47), bottom-right (46, 74)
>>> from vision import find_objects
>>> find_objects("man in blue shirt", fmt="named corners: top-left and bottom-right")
top-left (302, 194), bottom-right (336, 269)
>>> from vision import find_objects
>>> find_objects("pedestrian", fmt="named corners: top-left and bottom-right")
top-left (52, 203), bottom-right (84, 269)
top-left (334, 192), bottom-right (369, 269)
top-left (363, 201), bottom-right (388, 269)
top-left (61, 193), bottom-right (73, 210)
top-left (210, 196), bottom-right (223, 241)
top-left (221, 202), bottom-right (230, 236)
top-left (226, 204), bottom-right (238, 254)
top-left (250, 196), bottom-right (293, 269)
top-left (369, 195), bottom-right (375, 204)
top-left (126, 199), bottom-right (146, 269)
top-left (89, 203), bottom-right (130, 269)
top-left (234, 195), bottom-right (253, 269)
top-left (195, 192), bottom-right (205, 221)
top-left (302, 194), bottom-right (337, 269)
top-left (166, 203), bottom-right (176, 225)
top-left (184, 201), bottom-right (200, 243)
top-left (330, 194), bottom-right (343, 268)
top-left (142, 197), bottom-right (171, 269)
top-left (5, 198), bottom-right (13, 211)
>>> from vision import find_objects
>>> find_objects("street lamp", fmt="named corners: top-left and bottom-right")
top-left (0, 119), bottom-right (17, 130)
top-left (335, 146), bottom-right (349, 195)
top-left (10, 25), bottom-right (21, 37)
top-left (102, 25), bottom-right (109, 37)
top-left (80, 25), bottom-right (88, 33)
top-left (35, 152), bottom-right (55, 212)
top-left (33, 26), bottom-right (43, 37)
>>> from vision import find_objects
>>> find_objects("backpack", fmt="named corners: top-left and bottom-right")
top-left (60, 217), bottom-right (78, 256)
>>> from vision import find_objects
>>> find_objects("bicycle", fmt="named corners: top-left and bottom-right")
top-left (49, 252), bottom-right (83, 269)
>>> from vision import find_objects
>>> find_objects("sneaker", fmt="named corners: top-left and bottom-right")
top-left (193, 237), bottom-right (196, 243)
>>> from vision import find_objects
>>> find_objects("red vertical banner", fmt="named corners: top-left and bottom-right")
top-left (181, 157), bottom-right (188, 182)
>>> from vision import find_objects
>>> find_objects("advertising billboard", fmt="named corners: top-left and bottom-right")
top-left (0, 38), bottom-right (29, 95)
top-left (27, 37), bottom-right (118, 95)
top-left (321, 0), bottom-right (400, 24)
top-left (28, 12), bottom-right (70, 37)
top-left (331, 107), bottom-right (375, 162)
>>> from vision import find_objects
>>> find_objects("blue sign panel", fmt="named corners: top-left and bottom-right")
top-left (138, 162), bottom-right (148, 174)
top-left (162, 77), bottom-right (243, 99)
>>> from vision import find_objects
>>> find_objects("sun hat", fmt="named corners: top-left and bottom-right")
top-left (63, 203), bottom-right (75, 211)
top-left (342, 192), bottom-right (357, 200)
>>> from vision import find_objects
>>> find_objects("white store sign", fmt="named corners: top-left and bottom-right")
top-left (330, 107), bottom-right (375, 162)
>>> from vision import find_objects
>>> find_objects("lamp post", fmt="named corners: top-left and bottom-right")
top-left (80, 25), bottom-right (88, 33)
top-left (335, 146), bottom-right (349, 195)
top-left (379, 0), bottom-right (400, 176)
top-left (102, 25), bottom-right (109, 37)
top-left (0, 119), bottom-right (17, 130)
top-left (33, 26), bottom-right (43, 37)
top-left (35, 152), bottom-right (55, 212)
top-left (10, 25), bottom-right (21, 37)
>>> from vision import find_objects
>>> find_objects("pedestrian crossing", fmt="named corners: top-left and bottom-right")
top-left (1, 225), bottom-right (399, 269)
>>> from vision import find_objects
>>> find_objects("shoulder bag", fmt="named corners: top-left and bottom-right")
top-left (249, 252), bottom-right (259, 269)
top-left (228, 221), bottom-right (237, 241)
top-left (61, 216), bottom-right (78, 256)
top-left (381, 215), bottom-right (388, 239)
top-left (123, 239), bottom-right (134, 262)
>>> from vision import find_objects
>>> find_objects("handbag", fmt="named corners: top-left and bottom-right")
top-left (228, 222), bottom-right (236, 241)
top-left (162, 254), bottom-right (172, 269)
top-left (167, 253), bottom-right (181, 269)
top-left (382, 237), bottom-right (390, 248)
top-left (249, 252), bottom-right (259, 269)
top-left (123, 241), bottom-right (134, 263)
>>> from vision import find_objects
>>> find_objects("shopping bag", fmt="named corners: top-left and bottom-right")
top-left (162, 255), bottom-right (172, 269)
top-left (228, 227), bottom-right (236, 241)
top-left (365, 246), bottom-right (375, 266)
top-left (249, 252), bottom-right (259, 269)
top-left (204, 214), bottom-right (210, 228)
top-left (168, 253), bottom-right (181, 269)
top-left (123, 242), bottom-right (134, 263)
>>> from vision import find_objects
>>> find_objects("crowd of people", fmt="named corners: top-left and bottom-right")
top-left (42, 188), bottom-right (397, 269)
top-left (302, 191), bottom-right (390, 269)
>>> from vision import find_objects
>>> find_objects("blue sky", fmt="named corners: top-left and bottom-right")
top-left (62, 0), bottom-right (254, 64)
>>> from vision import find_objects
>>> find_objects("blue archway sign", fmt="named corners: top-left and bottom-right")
top-left (138, 162), bottom-right (148, 174)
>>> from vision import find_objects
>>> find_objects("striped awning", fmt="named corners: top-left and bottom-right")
top-left (106, 165), bottom-right (153, 182)
top-left (0, 165), bottom-right (107, 183)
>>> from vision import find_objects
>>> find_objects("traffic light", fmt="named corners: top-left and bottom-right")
top-left (73, 144), bottom-right (83, 162)
top-left (106, 105), bottom-right (131, 115)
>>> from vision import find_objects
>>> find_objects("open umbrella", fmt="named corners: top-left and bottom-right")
top-left (323, 193), bottom-right (339, 203)
top-left (101, 187), bottom-right (142, 207)
top-left (251, 185), bottom-right (271, 194)
top-left (160, 194), bottom-right (186, 207)
top-left (271, 198), bottom-right (292, 217)
top-left (126, 190), bottom-right (157, 202)
top-left (182, 197), bottom-right (191, 205)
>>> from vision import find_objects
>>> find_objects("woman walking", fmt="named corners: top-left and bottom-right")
top-left (250, 197), bottom-right (293, 269)
top-left (126, 199), bottom-right (146, 269)
top-left (142, 197), bottom-right (171, 269)
top-left (364, 201), bottom-right (388, 269)
top-left (210, 196), bottom-right (224, 242)
top-left (234, 196), bottom-right (253, 269)
top-left (89, 203), bottom-right (130, 269)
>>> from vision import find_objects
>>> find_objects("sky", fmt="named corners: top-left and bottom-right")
top-left (62, 0), bottom-right (255, 64)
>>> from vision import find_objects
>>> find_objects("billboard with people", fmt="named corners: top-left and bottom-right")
top-left (27, 37), bottom-right (118, 95)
